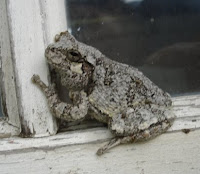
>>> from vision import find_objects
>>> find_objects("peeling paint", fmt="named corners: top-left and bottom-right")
top-left (0, 0), bottom-right (20, 136)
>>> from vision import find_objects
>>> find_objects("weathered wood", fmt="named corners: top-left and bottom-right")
top-left (0, 0), bottom-right (20, 136)
top-left (0, 129), bottom-right (199, 174)
top-left (169, 94), bottom-right (200, 131)
top-left (0, 118), bottom-right (19, 138)
top-left (5, 0), bottom-right (68, 137)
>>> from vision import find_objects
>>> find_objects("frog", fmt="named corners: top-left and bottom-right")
top-left (32, 31), bottom-right (176, 155)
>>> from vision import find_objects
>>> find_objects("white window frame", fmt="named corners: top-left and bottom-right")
top-left (0, 0), bottom-right (69, 137)
top-left (0, 0), bottom-right (20, 137)
top-left (0, 0), bottom-right (200, 148)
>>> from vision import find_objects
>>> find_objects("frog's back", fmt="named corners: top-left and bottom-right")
top-left (88, 56), bottom-right (173, 123)
top-left (88, 57), bottom-right (131, 117)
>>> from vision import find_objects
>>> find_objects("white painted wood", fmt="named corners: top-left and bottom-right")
top-left (0, 119), bottom-right (19, 138)
top-left (6, 0), bottom-right (68, 137)
top-left (0, 129), bottom-right (200, 174)
top-left (0, 0), bottom-right (20, 136)
top-left (169, 94), bottom-right (200, 131)
top-left (0, 128), bottom-right (112, 152)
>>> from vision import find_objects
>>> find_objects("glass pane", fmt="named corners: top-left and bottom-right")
top-left (66, 0), bottom-right (200, 95)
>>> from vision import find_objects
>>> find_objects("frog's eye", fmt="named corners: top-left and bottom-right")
top-left (67, 49), bottom-right (81, 62)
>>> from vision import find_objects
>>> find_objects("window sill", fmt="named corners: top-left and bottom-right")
top-left (0, 94), bottom-right (200, 154)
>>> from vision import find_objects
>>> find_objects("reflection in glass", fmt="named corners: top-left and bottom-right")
top-left (66, 0), bottom-right (200, 95)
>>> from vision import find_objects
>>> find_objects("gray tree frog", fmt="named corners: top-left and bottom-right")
top-left (32, 31), bottom-right (175, 155)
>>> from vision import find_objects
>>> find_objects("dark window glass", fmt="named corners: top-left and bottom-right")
top-left (66, 0), bottom-right (200, 95)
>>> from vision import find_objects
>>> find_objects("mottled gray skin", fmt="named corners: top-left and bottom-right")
top-left (32, 31), bottom-right (175, 155)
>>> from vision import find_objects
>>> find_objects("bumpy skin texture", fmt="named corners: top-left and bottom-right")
top-left (32, 31), bottom-right (176, 155)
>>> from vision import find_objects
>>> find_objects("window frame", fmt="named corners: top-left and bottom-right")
top-left (0, 0), bottom-right (68, 137)
top-left (0, 0), bottom-right (200, 141)
top-left (0, 0), bottom-right (20, 137)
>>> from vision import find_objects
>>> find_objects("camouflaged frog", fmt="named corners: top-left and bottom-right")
top-left (32, 31), bottom-right (175, 155)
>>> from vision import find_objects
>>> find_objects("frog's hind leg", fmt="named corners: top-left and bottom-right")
top-left (96, 118), bottom-right (173, 155)
top-left (96, 136), bottom-right (134, 156)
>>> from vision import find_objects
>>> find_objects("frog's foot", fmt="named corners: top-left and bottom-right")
top-left (31, 74), bottom-right (56, 97)
top-left (32, 74), bottom-right (47, 89)
top-left (96, 136), bottom-right (134, 156)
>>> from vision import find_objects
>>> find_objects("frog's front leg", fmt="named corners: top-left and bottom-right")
top-left (31, 74), bottom-right (88, 121)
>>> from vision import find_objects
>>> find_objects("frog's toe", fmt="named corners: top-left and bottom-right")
top-left (31, 74), bottom-right (40, 83)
